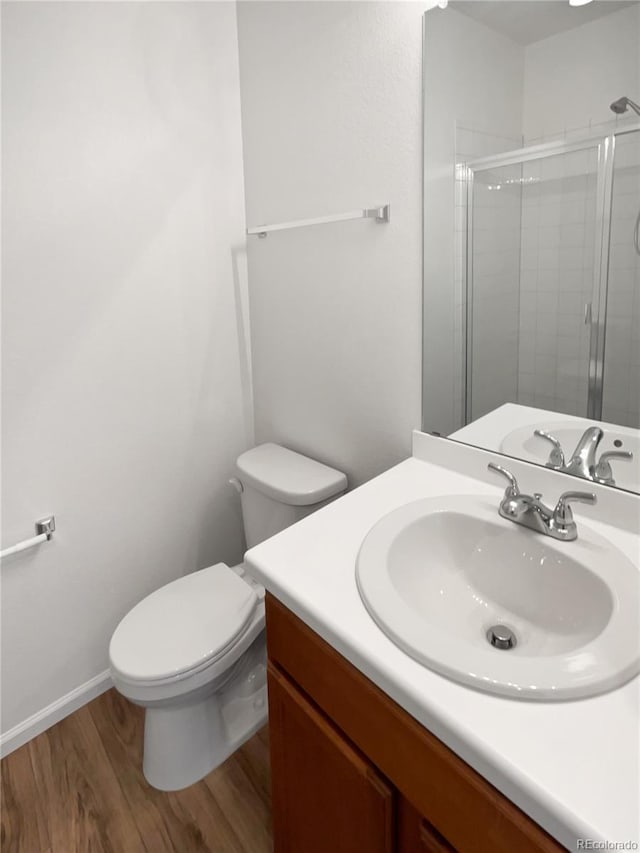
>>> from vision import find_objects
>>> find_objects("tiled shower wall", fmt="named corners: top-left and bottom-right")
top-left (515, 148), bottom-right (598, 417)
top-left (513, 128), bottom-right (640, 427)
top-left (602, 132), bottom-right (640, 428)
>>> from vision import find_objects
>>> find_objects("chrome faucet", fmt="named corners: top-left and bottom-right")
top-left (563, 426), bottom-right (604, 480)
top-left (534, 426), bottom-right (633, 486)
top-left (488, 462), bottom-right (596, 541)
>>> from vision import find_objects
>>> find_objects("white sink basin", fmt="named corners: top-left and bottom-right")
top-left (500, 422), bottom-right (640, 492)
top-left (356, 495), bottom-right (639, 700)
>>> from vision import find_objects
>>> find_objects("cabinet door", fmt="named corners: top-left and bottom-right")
top-left (398, 798), bottom-right (457, 853)
top-left (267, 663), bottom-right (394, 853)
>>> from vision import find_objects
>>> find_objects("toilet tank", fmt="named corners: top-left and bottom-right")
top-left (235, 443), bottom-right (348, 548)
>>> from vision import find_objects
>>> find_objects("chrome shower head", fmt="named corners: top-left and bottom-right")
top-left (610, 96), bottom-right (640, 117)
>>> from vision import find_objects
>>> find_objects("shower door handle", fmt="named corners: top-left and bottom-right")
top-left (584, 302), bottom-right (593, 325)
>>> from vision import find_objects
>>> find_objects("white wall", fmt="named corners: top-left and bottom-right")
top-left (523, 5), bottom-right (640, 143)
top-left (423, 8), bottom-right (524, 435)
top-left (237, 1), bottom-right (424, 487)
top-left (1, 2), bottom-right (251, 740)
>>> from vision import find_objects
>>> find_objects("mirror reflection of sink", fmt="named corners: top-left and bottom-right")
top-left (500, 422), bottom-right (640, 491)
top-left (356, 495), bottom-right (639, 700)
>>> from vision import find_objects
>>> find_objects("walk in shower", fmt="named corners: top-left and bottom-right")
top-left (462, 122), bottom-right (640, 428)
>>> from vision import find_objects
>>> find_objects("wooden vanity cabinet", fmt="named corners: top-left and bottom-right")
top-left (265, 593), bottom-right (566, 853)
top-left (268, 663), bottom-right (394, 853)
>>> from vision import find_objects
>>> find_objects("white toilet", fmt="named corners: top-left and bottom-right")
top-left (109, 443), bottom-right (347, 791)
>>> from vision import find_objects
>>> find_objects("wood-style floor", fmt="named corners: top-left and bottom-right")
top-left (0, 689), bottom-right (273, 853)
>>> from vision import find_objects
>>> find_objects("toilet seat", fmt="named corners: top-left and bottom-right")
top-left (109, 563), bottom-right (259, 686)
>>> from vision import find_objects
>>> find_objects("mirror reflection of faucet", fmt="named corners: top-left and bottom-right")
top-left (533, 426), bottom-right (633, 486)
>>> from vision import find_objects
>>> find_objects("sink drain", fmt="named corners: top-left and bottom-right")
top-left (487, 624), bottom-right (516, 650)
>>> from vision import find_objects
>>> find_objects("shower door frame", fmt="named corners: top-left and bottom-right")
top-left (461, 121), bottom-right (640, 426)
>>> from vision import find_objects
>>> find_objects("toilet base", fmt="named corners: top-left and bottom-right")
top-left (138, 631), bottom-right (269, 791)
top-left (142, 681), bottom-right (268, 791)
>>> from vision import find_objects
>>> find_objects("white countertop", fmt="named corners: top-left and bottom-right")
top-left (245, 433), bottom-right (640, 851)
top-left (450, 402), bottom-right (599, 450)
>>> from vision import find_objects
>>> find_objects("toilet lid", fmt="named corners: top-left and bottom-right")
top-left (109, 563), bottom-right (258, 683)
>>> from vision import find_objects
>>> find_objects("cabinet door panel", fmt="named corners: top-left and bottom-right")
top-left (398, 798), bottom-right (457, 853)
top-left (267, 662), bottom-right (394, 853)
top-left (419, 822), bottom-right (457, 853)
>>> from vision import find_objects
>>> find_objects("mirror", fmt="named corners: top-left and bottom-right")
top-left (422, 0), bottom-right (640, 493)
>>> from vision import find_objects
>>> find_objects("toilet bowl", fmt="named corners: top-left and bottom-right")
top-left (110, 561), bottom-right (267, 791)
top-left (109, 444), bottom-right (347, 791)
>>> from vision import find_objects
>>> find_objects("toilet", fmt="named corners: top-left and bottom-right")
top-left (108, 443), bottom-right (347, 791)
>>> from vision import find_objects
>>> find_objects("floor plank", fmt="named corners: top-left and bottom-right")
top-left (232, 726), bottom-right (272, 806)
top-left (1, 689), bottom-right (273, 853)
top-left (203, 746), bottom-right (273, 852)
top-left (1, 738), bottom-right (51, 853)
top-left (88, 691), bottom-right (188, 853)
top-left (28, 704), bottom-right (147, 853)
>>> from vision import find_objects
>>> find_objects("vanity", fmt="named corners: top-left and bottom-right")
top-left (245, 433), bottom-right (640, 853)
top-left (265, 596), bottom-right (565, 853)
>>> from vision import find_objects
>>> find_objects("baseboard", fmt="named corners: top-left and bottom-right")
top-left (0, 669), bottom-right (112, 759)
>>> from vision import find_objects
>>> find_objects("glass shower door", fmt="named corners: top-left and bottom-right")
top-left (466, 162), bottom-right (523, 422)
top-left (601, 129), bottom-right (640, 428)
top-left (466, 142), bottom-right (601, 422)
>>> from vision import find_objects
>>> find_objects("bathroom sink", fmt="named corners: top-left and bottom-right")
top-left (356, 495), bottom-right (640, 700)
top-left (500, 422), bottom-right (640, 491)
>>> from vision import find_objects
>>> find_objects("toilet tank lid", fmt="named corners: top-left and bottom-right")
top-left (236, 443), bottom-right (347, 506)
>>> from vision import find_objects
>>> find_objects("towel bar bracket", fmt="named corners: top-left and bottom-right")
top-left (1, 515), bottom-right (57, 560)
top-left (36, 516), bottom-right (56, 540)
top-left (364, 205), bottom-right (391, 222)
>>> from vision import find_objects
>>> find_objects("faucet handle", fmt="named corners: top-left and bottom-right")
top-left (594, 450), bottom-right (633, 485)
top-left (553, 491), bottom-right (597, 527)
top-left (534, 429), bottom-right (565, 468)
top-left (488, 462), bottom-right (520, 497)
